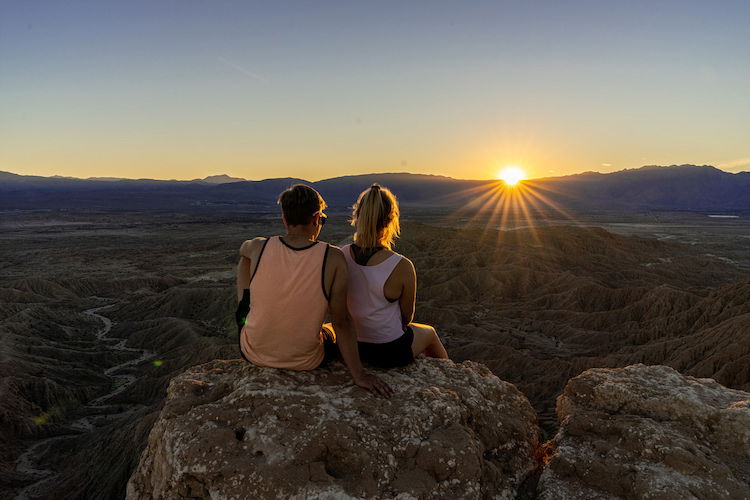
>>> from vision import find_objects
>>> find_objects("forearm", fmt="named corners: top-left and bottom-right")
top-left (399, 290), bottom-right (415, 325)
top-left (333, 317), bottom-right (364, 380)
top-left (401, 311), bottom-right (414, 325)
top-left (400, 304), bottom-right (415, 325)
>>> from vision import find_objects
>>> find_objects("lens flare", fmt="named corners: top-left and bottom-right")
top-left (151, 360), bottom-right (164, 367)
top-left (31, 406), bottom-right (63, 425)
top-left (445, 169), bottom-right (587, 245)
top-left (33, 413), bottom-right (51, 425)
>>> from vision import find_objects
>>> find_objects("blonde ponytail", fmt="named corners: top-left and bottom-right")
top-left (351, 184), bottom-right (400, 249)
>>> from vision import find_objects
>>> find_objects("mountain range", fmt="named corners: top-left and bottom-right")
top-left (1, 165), bottom-right (748, 212)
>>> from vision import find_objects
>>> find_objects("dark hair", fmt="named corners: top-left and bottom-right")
top-left (277, 184), bottom-right (327, 226)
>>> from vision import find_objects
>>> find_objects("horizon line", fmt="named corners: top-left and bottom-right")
top-left (1, 164), bottom-right (740, 184)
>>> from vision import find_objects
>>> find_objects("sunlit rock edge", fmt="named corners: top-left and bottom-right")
top-left (126, 358), bottom-right (539, 499)
top-left (127, 360), bottom-right (750, 499)
top-left (538, 364), bottom-right (750, 499)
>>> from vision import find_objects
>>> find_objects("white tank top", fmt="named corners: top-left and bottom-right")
top-left (342, 244), bottom-right (405, 343)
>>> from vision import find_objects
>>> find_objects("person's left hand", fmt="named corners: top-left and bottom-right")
top-left (354, 371), bottom-right (394, 398)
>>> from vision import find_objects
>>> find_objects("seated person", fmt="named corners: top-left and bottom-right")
top-left (340, 184), bottom-right (449, 368)
top-left (236, 184), bottom-right (391, 396)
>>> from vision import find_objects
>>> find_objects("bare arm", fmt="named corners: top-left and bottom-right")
top-left (236, 238), bottom-right (264, 301)
top-left (398, 258), bottom-right (417, 325)
top-left (237, 256), bottom-right (252, 301)
top-left (328, 248), bottom-right (393, 397)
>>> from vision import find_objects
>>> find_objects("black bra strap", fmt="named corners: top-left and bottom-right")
top-left (351, 244), bottom-right (383, 266)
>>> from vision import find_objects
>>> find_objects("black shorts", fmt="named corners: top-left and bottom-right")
top-left (358, 327), bottom-right (414, 369)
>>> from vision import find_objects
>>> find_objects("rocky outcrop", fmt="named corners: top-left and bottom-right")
top-left (538, 364), bottom-right (750, 499)
top-left (126, 358), bottom-right (539, 499)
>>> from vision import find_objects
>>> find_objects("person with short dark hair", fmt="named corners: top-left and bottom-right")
top-left (236, 184), bottom-right (392, 396)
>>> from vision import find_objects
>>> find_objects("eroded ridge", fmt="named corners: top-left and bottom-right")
top-left (14, 300), bottom-right (155, 500)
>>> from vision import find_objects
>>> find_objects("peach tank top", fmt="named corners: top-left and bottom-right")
top-left (240, 236), bottom-right (330, 370)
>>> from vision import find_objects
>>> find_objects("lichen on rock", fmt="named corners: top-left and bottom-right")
top-left (126, 358), bottom-right (539, 499)
top-left (538, 364), bottom-right (750, 499)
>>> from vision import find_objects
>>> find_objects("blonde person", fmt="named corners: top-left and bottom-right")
top-left (340, 184), bottom-right (449, 367)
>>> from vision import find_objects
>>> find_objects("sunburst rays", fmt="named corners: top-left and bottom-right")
top-left (444, 178), bottom-right (587, 244)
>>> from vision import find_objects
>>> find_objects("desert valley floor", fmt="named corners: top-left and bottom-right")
top-left (1, 208), bottom-right (749, 499)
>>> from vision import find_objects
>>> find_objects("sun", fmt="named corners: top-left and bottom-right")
top-left (496, 166), bottom-right (526, 186)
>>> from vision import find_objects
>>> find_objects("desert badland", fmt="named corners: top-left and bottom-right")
top-left (2, 195), bottom-right (749, 498)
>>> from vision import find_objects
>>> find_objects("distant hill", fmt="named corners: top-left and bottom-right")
top-left (529, 164), bottom-right (750, 210)
top-left (192, 174), bottom-right (248, 184)
top-left (1, 165), bottom-right (749, 212)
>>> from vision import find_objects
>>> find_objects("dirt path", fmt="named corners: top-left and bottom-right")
top-left (14, 299), bottom-right (155, 500)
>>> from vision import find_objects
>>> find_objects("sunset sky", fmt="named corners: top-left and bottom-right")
top-left (2, 1), bottom-right (749, 181)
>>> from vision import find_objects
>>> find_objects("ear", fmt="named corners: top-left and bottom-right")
top-left (281, 213), bottom-right (288, 227)
top-left (312, 213), bottom-right (320, 226)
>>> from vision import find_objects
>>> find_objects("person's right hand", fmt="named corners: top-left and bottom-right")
top-left (354, 371), bottom-right (394, 398)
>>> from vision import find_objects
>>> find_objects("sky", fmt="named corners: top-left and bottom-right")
top-left (1, 0), bottom-right (749, 181)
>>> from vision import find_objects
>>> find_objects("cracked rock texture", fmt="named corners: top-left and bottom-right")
top-left (538, 364), bottom-right (750, 499)
top-left (126, 358), bottom-right (539, 499)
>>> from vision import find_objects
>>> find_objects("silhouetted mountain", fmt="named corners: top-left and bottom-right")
top-left (530, 165), bottom-right (750, 211)
top-left (1, 165), bottom-right (748, 211)
top-left (192, 174), bottom-right (247, 184)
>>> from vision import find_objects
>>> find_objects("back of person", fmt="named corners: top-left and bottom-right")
top-left (341, 244), bottom-right (403, 343)
top-left (345, 183), bottom-right (449, 368)
top-left (240, 235), bottom-right (329, 370)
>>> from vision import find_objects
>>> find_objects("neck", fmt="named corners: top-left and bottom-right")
top-left (354, 240), bottom-right (384, 249)
top-left (285, 227), bottom-right (315, 241)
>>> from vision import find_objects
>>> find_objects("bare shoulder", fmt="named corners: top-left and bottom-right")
top-left (396, 255), bottom-right (415, 274)
top-left (239, 237), bottom-right (268, 257)
top-left (326, 245), bottom-right (347, 267)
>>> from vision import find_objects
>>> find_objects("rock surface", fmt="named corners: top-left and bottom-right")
top-left (126, 358), bottom-right (539, 499)
top-left (538, 364), bottom-right (750, 499)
